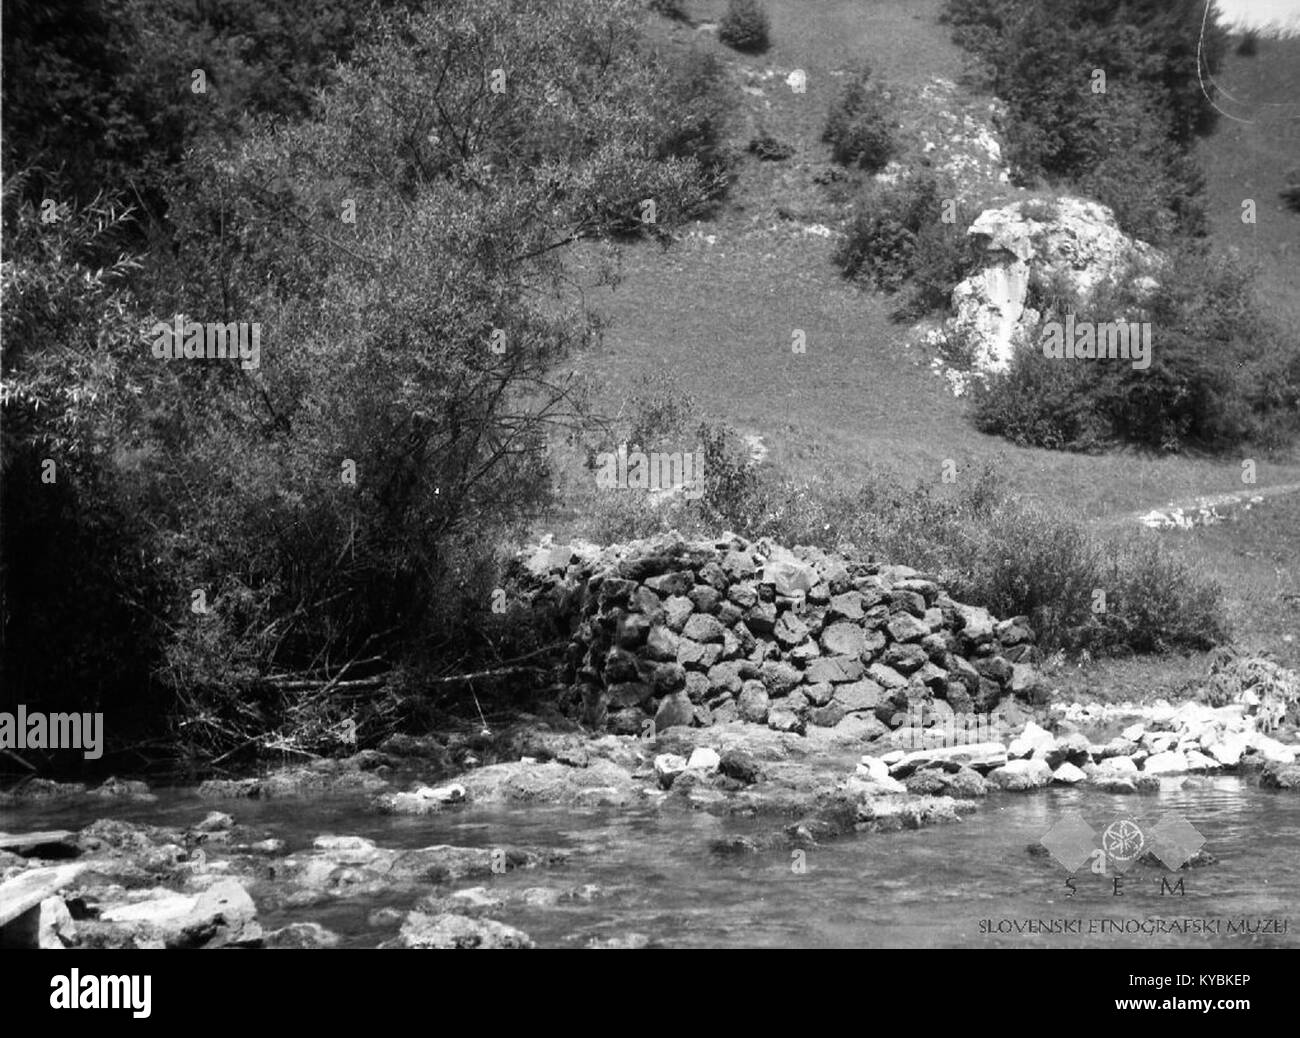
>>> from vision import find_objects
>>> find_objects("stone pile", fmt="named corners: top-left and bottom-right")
top-left (514, 534), bottom-right (1048, 738)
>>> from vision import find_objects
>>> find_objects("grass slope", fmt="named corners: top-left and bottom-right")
top-left (547, 0), bottom-right (1300, 681)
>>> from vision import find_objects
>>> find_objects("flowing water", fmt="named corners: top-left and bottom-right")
top-left (5, 775), bottom-right (1299, 948)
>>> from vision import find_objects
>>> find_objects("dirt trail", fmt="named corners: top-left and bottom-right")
top-left (1098, 482), bottom-right (1300, 530)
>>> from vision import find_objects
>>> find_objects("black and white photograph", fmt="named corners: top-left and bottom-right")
top-left (1, 0), bottom-right (1297, 1002)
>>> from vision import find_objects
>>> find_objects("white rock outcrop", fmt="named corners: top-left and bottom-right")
top-left (933, 197), bottom-right (1162, 376)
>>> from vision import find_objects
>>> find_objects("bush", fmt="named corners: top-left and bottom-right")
top-left (834, 168), bottom-right (977, 313)
top-left (905, 215), bottom-right (981, 316)
top-left (0, 181), bottom-right (169, 737)
top-left (1, 0), bottom-right (739, 765)
top-left (718, 0), bottom-right (770, 53)
top-left (973, 245), bottom-right (1300, 453)
top-left (748, 134), bottom-right (795, 161)
top-left (1, 0), bottom-right (416, 233)
top-left (822, 67), bottom-right (894, 171)
top-left (1282, 169), bottom-right (1300, 213)
top-left (654, 47), bottom-right (735, 197)
top-left (647, 0), bottom-right (686, 19)
top-left (658, 443), bottom-right (1228, 654)
top-left (941, 0), bottom-right (1226, 244)
top-left (970, 345), bottom-right (1113, 451)
top-left (1236, 30), bottom-right (1258, 56)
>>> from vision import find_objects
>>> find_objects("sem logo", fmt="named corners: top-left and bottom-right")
top-left (1041, 810), bottom-right (1205, 875)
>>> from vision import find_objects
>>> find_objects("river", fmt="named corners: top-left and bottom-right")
top-left (4, 775), bottom-right (1297, 948)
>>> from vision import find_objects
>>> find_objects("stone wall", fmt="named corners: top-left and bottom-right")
top-left (513, 534), bottom-right (1047, 737)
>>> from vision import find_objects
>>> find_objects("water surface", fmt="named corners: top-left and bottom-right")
top-left (5, 777), bottom-right (1297, 948)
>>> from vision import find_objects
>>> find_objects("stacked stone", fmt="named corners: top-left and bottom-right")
top-left (516, 534), bottom-right (1045, 736)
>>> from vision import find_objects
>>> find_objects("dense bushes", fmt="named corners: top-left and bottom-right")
top-left (941, 0), bottom-right (1226, 243)
top-left (1, 0), bottom-right (417, 235)
top-left (972, 246), bottom-right (1300, 453)
top-left (968, 347), bottom-right (1111, 452)
top-left (569, 429), bottom-right (1229, 654)
top-left (939, 2), bottom-right (1294, 457)
top-left (834, 169), bottom-right (978, 314)
top-left (1, 0), bottom-right (738, 764)
top-left (822, 67), bottom-right (895, 171)
top-left (718, 0), bottom-right (771, 54)
top-left (652, 48), bottom-right (736, 198)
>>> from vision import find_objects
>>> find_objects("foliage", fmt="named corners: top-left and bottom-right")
top-left (749, 135), bottom-right (795, 161)
top-left (652, 48), bottom-right (736, 198)
top-left (718, 0), bottom-right (771, 54)
top-left (682, 448), bottom-right (1228, 653)
top-left (1, 0), bottom-right (733, 762)
top-left (1, 0), bottom-right (417, 233)
top-left (0, 179), bottom-right (170, 729)
top-left (821, 66), bottom-right (895, 171)
top-left (1283, 169), bottom-right (1300, 213)
top-left (973, 245), bottom-right (1300, 452)
top-left (941, 0), bottom-right (1227, 243)
top-left (647, 0), bottom-right (687, 18)
top-left (834, 168), bottom-right (977, 314)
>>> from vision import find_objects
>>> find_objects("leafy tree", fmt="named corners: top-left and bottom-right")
top-left (2, 0), bottom-right (732, 760)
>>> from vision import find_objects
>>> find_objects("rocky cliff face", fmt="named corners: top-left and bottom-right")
top-left (511, 533), bottom-right (1046, 737)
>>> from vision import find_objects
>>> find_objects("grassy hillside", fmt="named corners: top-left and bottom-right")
top-left (1194, 30), bottom-right (1300, 326)
top-left (547, 0), bottom-right (1300, 680)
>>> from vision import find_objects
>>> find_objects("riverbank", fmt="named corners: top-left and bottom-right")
top-left (3, 670), bottom-right (1298, 948)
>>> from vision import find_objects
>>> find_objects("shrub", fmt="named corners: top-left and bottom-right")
top-left (0, 181), bottom-right (169, 735)
top-left (835, 171), bottom-right (942, 288)
top-left (822, 67), bottom-right (894, 171)
top-left (667, 443), bottom-right (1228, 654)
top-left (718, 0), bottom-right (770, 53)
top-left (973, 245), bottom-right (1300, 453)
top-left (647, 0), bottom-right (686, 19)
top-left (941, 0), bottom-right (1227, 243)
top-left (654, 47), bottom-right (735, 196)
top-left (748, 134), bottom-right (795, 161)
top-left (904, 216), bottom-right (980, 316)
top-left (834, 168), bottom-right (976, 312)
top-left (1282, 169), bottom-right (1300, 213)
top-left (1236, 30), bottom-right (1258, 56)
top-left (0, 0), bottom-right (415, 234)
top-left (1, 0), bottom-right (738, 764)
top-left (621, 373), bottom-right (698, 450)
top-left (696, 421), bottom-right (764, 523)
top-left (971, 344), bottom-right (1113, 451)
